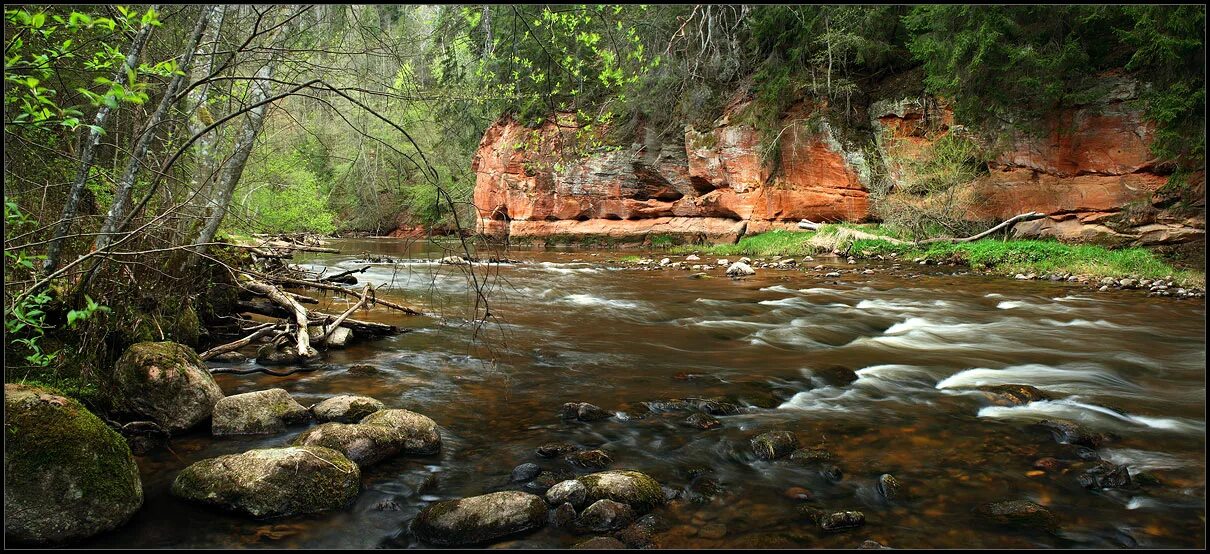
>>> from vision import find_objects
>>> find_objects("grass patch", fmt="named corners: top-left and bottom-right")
top-left (669, 225), bottom-right (1204, 287)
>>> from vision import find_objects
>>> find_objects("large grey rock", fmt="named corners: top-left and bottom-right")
top-left (113, 341), bottom-right (225, 432)
top-left (171, 446), bottom-right (359, 518)
top-left (312, 394), bottom-right (385, 423)
top-left (360, 408), bottom-right (442, 455)
top-left (577, 470), bottom-right (665, 513)
top-left (546, 479), bottom-right (588, 508)
top-left (294, 407), bottom-right (441, 465)
top-left (211, 388), bottom-right (310, 436)
top-left (410, 491), bottom-right (547, 545)
top-left (5, 384), bottom-right (143, 544)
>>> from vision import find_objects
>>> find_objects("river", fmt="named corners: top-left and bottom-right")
top-left (85, 238), bottom-right (1207, 549)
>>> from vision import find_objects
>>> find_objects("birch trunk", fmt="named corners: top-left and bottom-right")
top-left (43, 9), bottom-right (158, 272)
top-left (94, 5), bottom-right (215, 253)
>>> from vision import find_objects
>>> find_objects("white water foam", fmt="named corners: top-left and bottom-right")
top-left (937, 363), bottom-right (1140, 395)
top-left (976, 398), bottom-right (1205, 434)
top-left (557, 293), bottom-right (641, 310)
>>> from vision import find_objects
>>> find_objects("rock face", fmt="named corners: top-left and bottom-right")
top-left (171, 446), bottom-right (360, 518)
top-left (410, 491), bottom-right (548, 546)
top-left (473, 73), bottom-right (1203, 246)
top-left (5, 384), bottom-right (144, 545)
top-left (113, 341), bottom-right (225, 432)
top-left (472, 99), bottom-right (872, 244)
top-left (870, 77), bottom-right (1205, 245)
top-left (211, 388), bottom-right (310, 436)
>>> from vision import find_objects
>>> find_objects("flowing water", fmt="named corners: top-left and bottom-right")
top-left (86, 238), bottom-right (1206, 549)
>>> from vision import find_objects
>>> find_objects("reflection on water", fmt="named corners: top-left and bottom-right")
top-left (85, 239), bottom-right (1206, 549)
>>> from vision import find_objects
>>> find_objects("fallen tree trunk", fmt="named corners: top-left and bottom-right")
top-left (250, 271), bottom-right (425, 315)
top-left (242, 279), bottom-right (318, 360)
top-left (235, 300), bottom-right (400, 336)
top-left (319, 284), bottom-right (370, 344)
top-left (917, 212), bottom-right (1046, 245)
top-left (320, 265), bottom-right (369, 284)
top-left (199, 322), bottom-right (280, 361)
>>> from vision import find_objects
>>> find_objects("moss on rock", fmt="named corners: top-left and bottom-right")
top-left (211, 388), bottom-right (310, 436)
top-left (4, 383), bottom-right (143, 544)
top-left (360, 408), bottom-right (442, 455)
top-left (113, 341), bottom-right (225, 432)
top-left (577, 470), bottom-right (665, 513)
top-left (170, 446), bottom-right (359, 518)
top-left (410, 491), bottom-right (548, 546)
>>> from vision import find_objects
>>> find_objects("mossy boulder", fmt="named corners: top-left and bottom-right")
top-left (293, 422), bottom-right (399, 467)
top-left (975, 384), bottom-right (1051, 406)
top-left (975, 500), bottom-right (1058, 531)
top-left (171, 446), bottom-right (359, 518)
top-left (311, 394), bottom-right (385, 423)
top-left (4, 384), bottom-right (143, 544)
top-left (360, 408), bottom-right (442, 455)
top-left (114, 341), bottom-right (225, 432)
top-left (577, 470), bottom-right (665, 513)
top-left (211, 388), bottom-right (310, 436)
top-left (410, 491), bottom-right (548, 546)
top-left (751, 431), bottom-right (800, 460)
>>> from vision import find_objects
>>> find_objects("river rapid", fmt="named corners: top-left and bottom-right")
top-left (85, 238), bottom-right (1207, 549)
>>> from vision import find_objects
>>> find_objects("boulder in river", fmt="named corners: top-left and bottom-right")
top-left (546, 480), bottom-right (589, 508)
top-left (684, 412), bottom-right (721, 430)
top-left (578, 470), bottom-right (665, 513)
top-left (211, 388), bottom-right (310, 436)
top-left (1077, 462), bottom-right (1133, 490)
top-left (575, 499), bottom-right (635, 532)
top-left (751, 431), bottom-right (800, 460)
top-left (360, 408), bottom-right (442, 455)
top-left (560, 402), bottom-right (613, 422)
top-left (292, 422), bottom-right (399, 467)
top-left (171, 446), bottom-right (360, 518)
top-left (726, 261), bottom-right (756, 277)
top-left (410, 491), bottom-right (547, 546)
top-left (789, 448), bottom-right (835, 465)
top-left (113, 341), bottom-right (225, 432)
top-left (511, 463), bottom-right (542, 483)
top-left (802, 507), bottom-right (866, 532)
top-left (975, 500), bottom-right (1058, 531)
top-left (4, 384), bottom-right (143, 545)
top-left (311, 394), bottom-right (385, 423)
top-left (536, 442), bottom-right (581, 458)
top-left (876, 474), bottom-right (902, 501)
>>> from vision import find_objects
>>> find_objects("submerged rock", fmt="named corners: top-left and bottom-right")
top-left (803, 507), bottom-right (866, 532)
top-left (574, 536), bottom-right (626, 549)
top-left (578, 470), bottom-right (665, 513)
top-left (560, 402), bottom-right (613, 422)
top-left (1032, 419), bottom-right (1106, 448)
top-left (877, 474), bottom-right (902, 501)
top-left (346, 363), bottom-right (380, 375)
top-left (684, 412), bottom-right (721, 430)
top-left (171, 446), bottom-right (360, 518)
top-left (566, 449), bottom-right (613, 469)
top-left (1077, 462), bottom-right (1133, 490)
top-left (536, 442), bottom-right (581, 458)
top-left (211, 388), bottom-right (310, 436)
top-left (410, 491), bottom-right (547, 546)
top-left (311, 394), bottom-right (385, 423)
top-left (789, 448), bottom-right (835, 465)
top-left (575, 499), bottom-right (634, 532)
top-left (5, 384), bottom-right (143, 545)
top-left (113, 341), bottom-right (225, 432)
top-left (511, 463), bottom-right (542, 483)
top-left (751, 431), bottom-right (800, 460)
top-left (975, 384), bottom-right (1051, 406)
top-left (975, 500), bottom-right (1058, 531)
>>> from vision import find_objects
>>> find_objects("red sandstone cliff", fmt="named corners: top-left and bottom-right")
top-left (473, 74), bottom-right (1204, 245)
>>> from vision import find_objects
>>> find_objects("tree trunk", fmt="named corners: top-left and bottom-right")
top-left (175, 4), bottom-right (227, 241)
top-left (43, 9), bottom-right (158, 272)
top-left (93, 5), bottom-right (215, 253)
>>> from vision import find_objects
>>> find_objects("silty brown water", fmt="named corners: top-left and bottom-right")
top-left (84, 238), bottom-right (1207, 549)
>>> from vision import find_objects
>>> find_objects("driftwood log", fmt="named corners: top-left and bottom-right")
top-left (242, 279), bottom-right (318, 360)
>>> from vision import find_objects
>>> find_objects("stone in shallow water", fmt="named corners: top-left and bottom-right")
top-left (212, 388), bottom-right (310, 436)
top-left (1032, 419), bottom-right (1105, 448)
top-left (574, 536), bottom-right (626, 549)
top-left (360, 408), bottom-right (442, 455)
top-left (511, 462), bottom-right (542, 482)
top-left (975, 384), bottom-right (1051, 406)
top-left (536, 442), bottom-right (581, 458)
top-left (802, 507), bottom-right (866, 532)
top-left (575, 499), bottom-right (634, 532)
top-left (410, 491), bottom-right (547, 546)
top-left (171, 446), bottom-right (359, 518)
top-left (560, 402), bottom-right (613, 421)
top-left (566, 449), bottom-right (613, 469)
top-left (975, 500), bottom-right (1058, 531)
top-left (546, 479), bottom-right (588, 508)
top-left (751, 431), bottom-right (800, 460)
top-left (311, 394), bottom-right (385, 423)
top-left (577, 470), bottom-right (665, 513)
top-left (684, 412), bottom-right (721, 430)
top-left (4, 384), bottom-right (144, 545)
top-left (877, 474), bottom-right (902, 501)
top-left (789, 448), bottom-right (834, 465)
top-left (113, 341), bottom-right (225, 433)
